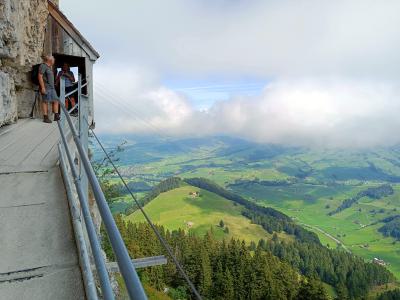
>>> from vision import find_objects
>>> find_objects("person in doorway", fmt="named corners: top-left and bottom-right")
top-left (56, 63), bottom-right (77, 116)
top-left (38, 55), bottom-right (60, 123)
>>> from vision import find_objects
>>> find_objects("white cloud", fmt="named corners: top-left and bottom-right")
top-left (61, 1), bottom-right (400, 148)
top-left (63, 0), bottom-right (400, 78)
top-left (94, 65), bottom-right (400, 148)
top-left (93, 65), bottom-right (193, 135)
top-left (201, 79), bottom-right (400, 148)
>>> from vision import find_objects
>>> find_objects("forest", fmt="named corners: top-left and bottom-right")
top-left (378, 215), bottom-right (400, 240)
top-left (109, 177), bottom-right (395, 299)
top-left (91, 135), bottom-right (400, 297)
top-left (264, 238), bottom-right (393, 299)
top-left (328, 184), bottom-right (394, 215)
top-left (125, 177), bottom-right (183, 215)
top-left (104, 218), bottom-right (330, 300)
top-left (183, 177), bottom-right (393, 298)
top-left (377, 289), bottom-right (400, 300)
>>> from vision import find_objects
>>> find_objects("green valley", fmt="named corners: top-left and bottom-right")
top-left (93, 135), bottom-right (400, 298)
top-left (124, 184), bottom-right (280, 243)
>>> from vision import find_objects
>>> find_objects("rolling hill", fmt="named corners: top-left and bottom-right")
top-left (231, 181), bottom-right (400, 279)
top-left (92, 134), bottom-right (400, 284)
top-left (124, 184), bottom-right (286, 243)
top-left (117, 178), bottom-right (398, 299)
top-left (92, 137), bottom-right (400, 298)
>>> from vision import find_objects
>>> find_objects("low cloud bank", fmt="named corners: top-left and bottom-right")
top-left (62, 0), bottom-right (400, 148)
top-left (64, 0), bottom-right (400, 79)
top-left (95, 66), bottom-right (400, 148)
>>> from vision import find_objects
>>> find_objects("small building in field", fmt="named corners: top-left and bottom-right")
top-left (186, 221), bottom-right (194, 228)
top-left (373, 258), bottom-right (386, 266)
top-left (188, 191), bottom-right (200, 198)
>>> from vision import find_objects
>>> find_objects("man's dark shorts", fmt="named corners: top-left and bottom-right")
top-left (65, 85), bottom-right (78, 98)
top-left (42, 88), bottom-right (59, 102)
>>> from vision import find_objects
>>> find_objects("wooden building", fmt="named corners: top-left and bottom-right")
top-left (43, 0), bottom-right (100, 120)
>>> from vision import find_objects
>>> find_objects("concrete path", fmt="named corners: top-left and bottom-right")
top-left (0, 119), bottom-right (85, 299)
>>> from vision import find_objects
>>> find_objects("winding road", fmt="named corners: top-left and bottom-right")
top-left (300, 223), bottom-right (351, 253)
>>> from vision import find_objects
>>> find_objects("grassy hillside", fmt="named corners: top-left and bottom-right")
top-left (232, 182), bottom-right (400, 279)
top-left (124, 185), bottom-right (286, 243)
top-left (119, 181), bottom-right (396, 299)
top-left (93, 135), bottom-right (400, 281)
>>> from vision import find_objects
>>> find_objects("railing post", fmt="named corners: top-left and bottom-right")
top-left (78, 74), bottom-right (83, 135)
top-left (78, 74), bottom-right (89, 203)
top-left (58, 143), bottom-right (99, 300)
top-left (57, 75), bottom-right (148, 300)
top-left (60, 77), bottom-right (65, 128)
top-left (57, 123), bottom-right (115, 300)
top-left (58, 104), bottom-right (148, 300)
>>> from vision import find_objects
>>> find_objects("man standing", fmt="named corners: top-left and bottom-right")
top-left (38, 55), bottom-right (60, 123)
top-left (56, 63), bottom-right (77, 116)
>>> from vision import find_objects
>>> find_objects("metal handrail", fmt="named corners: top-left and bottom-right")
top-left (65, 81), bottom-right (88, 98)
top-left (57, 77), bottom-right (147, 300)
top-left (58, 121), bottom-right (114, 300)
top-left (58, 143), bottom-right (99, 300)
top-left (68, 103), bottom-right (78, 113)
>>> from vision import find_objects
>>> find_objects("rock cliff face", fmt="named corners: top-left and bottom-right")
top-left (0, 0), bottom-right (48, 126)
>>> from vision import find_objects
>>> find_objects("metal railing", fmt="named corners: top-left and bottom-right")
top-left (57, 76), bottom-right (147, 300)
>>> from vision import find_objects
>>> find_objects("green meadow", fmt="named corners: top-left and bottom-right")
top-left (233, 182), bottom-right (400, 279)
top-left (124, 185), bottom-right (285, 244)
top-left (95, 135), bottom-right (400, 280)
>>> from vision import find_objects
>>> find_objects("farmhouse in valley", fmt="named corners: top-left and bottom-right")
top-left (373, 258), bottom-right (386, 266)
top-left (189, 191), bottom-right (200, 198)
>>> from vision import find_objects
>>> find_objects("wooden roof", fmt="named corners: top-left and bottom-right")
top-left (48, 1), bottom-right (100, 60)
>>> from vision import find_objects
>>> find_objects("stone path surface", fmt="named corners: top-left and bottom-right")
top-left (0, 119), bottom-right (85, 300)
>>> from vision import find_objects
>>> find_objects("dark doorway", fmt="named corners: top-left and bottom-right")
top-left (53, 53), bottom-right (87, 94)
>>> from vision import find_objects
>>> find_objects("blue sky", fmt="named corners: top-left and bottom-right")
top-left (163, 77), bottom-right (267, 109)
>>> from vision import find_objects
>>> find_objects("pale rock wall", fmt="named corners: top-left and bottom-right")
top-left (0, 0), bottom-right (48, 126)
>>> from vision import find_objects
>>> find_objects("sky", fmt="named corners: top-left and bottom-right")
top-left (61, 0), bottom-right (400, 148)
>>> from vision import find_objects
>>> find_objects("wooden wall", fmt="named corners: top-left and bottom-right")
top-left (43, 15), bottom-right (96, 119)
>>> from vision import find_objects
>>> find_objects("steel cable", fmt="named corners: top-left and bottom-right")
top-left (88, 123), bottom-right (203, 300)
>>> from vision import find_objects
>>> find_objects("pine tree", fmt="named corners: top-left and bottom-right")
top-left (297, 278), bottom-right (329, 300)
top-left (103, 218), bottom-right (393, 300)
top-left (212, 260), bottom-right (225, 299)
top-left (335, 282), bottom-right (349, 300)
top-left (222, 268), bottom-right (235, 300)
top-left (199, 246), bottom-right (212, 298)
top-left (249, 241), bottom-right (256, 251)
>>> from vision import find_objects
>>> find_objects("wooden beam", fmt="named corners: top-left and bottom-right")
top-left (107, 256), bottom-right (168, 272)
top-left (47, 0), bottom-right (100, 60)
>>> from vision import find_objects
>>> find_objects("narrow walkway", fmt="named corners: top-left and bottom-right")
top-left (0, 119), bottom-right (85, 299)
